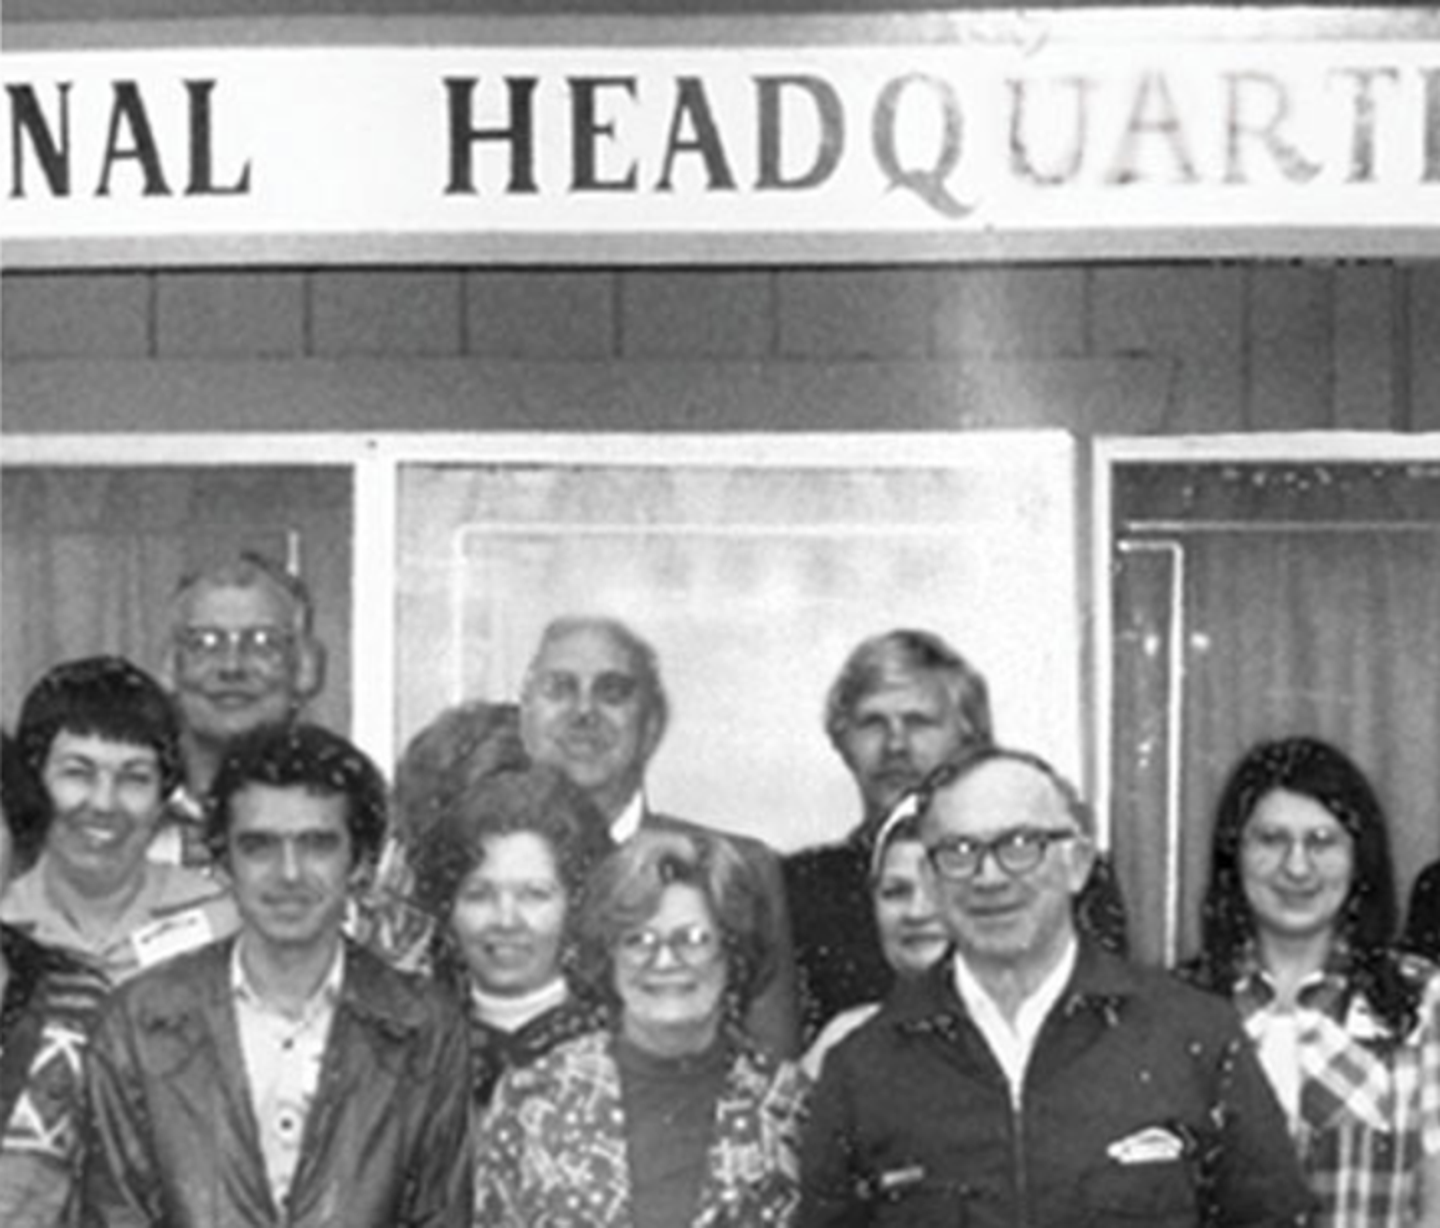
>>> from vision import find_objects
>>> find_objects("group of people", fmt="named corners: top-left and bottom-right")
top-left (1, 550), bottom-right (1439, 1226)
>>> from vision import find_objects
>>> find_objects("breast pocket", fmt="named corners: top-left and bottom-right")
top-left (1080, 1158), bottom-right (1199, 1228)
top-left (864, 1170), bottom-right (975, 1228)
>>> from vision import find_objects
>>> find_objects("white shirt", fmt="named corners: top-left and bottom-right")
top-left (231, 941), bottom-right (343, 1209)
top-left (953, 939), bottom-right (1078, 1106)
top-left (611, 788), bottom-right (647, 844)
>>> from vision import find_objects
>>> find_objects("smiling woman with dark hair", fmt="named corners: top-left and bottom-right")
top-left (1186, 735), bottom-right (1440, 1228)
top-left (0, 732), bottom-right (110, 1228)
top-left (405, 759), bottom-right (614, 1107)
top-left (2, 656), bottom-right (237, 984)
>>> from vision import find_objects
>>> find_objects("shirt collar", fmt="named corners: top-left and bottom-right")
top-left (1233, 939), bottom-right (1350, 1017)
top-left (894, 938), bottom-right (1134, 1040)
top-left (611, 787), bottom-right (647, 844)
top-left (952, 935), bottom-right (1079, 1029)
top-left (231, 938), bottom-right (345, 1021)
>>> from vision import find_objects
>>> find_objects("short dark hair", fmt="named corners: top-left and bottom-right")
top-left (15, 656), bottom-right (182, 800)
top-left (825, 629), bottom-right (993, 752)
top-left (407, 763), bottom-right (615, 991)
top-left (575, 828), bottom-right (774, 1023)
top-left (2, 730), bottom-right (50, 875)
top-left (206, 723), bottom-right (387, 871)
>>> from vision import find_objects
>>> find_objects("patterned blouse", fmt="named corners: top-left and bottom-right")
top-left (1233, 950), bottom-right (1440, 1227)
top-left (0, 924), bottom-right (110, 1228)
top-left (475, 1028), bottom-right (809, 1227)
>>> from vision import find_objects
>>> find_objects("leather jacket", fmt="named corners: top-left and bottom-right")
top-left (81, 937), bottom-right (471, 1227)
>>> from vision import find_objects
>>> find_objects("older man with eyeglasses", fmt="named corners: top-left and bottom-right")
top-left (156, 552), bottom-right (326, 866)
top-left (798, 747), bottom-right (1312, 1228)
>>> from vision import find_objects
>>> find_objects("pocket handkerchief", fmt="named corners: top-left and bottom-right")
top-left (1106, 1125), bottom-right (1186, 1164)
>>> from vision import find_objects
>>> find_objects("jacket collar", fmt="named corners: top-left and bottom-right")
top-left (890, 938), bottom-right (1138, 1041)
top-left (137, 935), bottom-right (427, 1042)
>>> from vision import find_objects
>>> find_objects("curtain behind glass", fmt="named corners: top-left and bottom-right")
top-left (1, 466), bottom-right (353, 735)
top-left (1113, 463), bottom-right (1440, 966)
top-left (1177, 528), bottom-right (1440, 961)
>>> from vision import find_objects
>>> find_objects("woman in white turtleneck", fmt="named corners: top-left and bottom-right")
top-left (406, 761), bottom-right (614, 1108)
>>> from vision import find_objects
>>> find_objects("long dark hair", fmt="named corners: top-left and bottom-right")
top-left (1194, 736), bottom-right (1419, 1036)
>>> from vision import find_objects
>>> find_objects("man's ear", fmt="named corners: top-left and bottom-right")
top-left (639, 703), bottom-right (665, 766)
top-left (1067, 834), bottom-right (1099, 894)
top-left (292, 637), bottom-right (326, 705)
top-left (158, 644), bottom-right (179, 694)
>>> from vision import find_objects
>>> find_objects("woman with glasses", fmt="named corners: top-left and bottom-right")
top-left (404, 754), bottom-right (614, 1108)
top-left (1186, 735), bottom-right (1440, 1227)
top-left (474, 827), bottom-right (809, 1227)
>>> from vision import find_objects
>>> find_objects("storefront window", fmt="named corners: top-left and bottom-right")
top-left (395, 436), bottom-right (1080, 851)
top-left (1111, 454), bottom-right (1440, 963)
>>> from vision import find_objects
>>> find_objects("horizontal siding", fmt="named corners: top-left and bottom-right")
top-left (2, 261), bottom-right (1429, 439)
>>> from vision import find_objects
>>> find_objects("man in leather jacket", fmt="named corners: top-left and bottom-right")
top-left (80, 724), bottom-right (471, 1227)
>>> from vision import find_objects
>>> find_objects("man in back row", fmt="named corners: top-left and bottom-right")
top-left (82, 724), bottom-right (471, 1228)
top-left (155, 552), bottom-right (326, 867)
top-left (519, 615), bottom-right (801, 1057)
top-left (784, 629), bottom-right (1129, 1043)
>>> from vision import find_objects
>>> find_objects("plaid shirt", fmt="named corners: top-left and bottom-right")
top-left (1234, 950), bottom-right (1440, 1227)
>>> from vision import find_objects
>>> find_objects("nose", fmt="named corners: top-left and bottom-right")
top-left (905, 887), bottom-right (939, 921)
top-left (970, 846), bottom-right (1009, 886)
top-left (649, 939), bottom-right (682, 970)
top-left (495, 890), bottom-right (521, 927)
top-left (214, 639), bottom-right (249, 678)
top-left (88, 770), bottom-right (120, 812)
top-left (278, 838), bottom-right (302, 881)
top-left (1280, 837), bottom-right (1315, 878)
top-left (571, 684), bottom-right (602, 725)
top-left (881, 719), bottom-right (909, 755)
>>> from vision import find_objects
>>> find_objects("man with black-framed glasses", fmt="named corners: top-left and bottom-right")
top-left (798, 747), bottom-right (1310, 1228)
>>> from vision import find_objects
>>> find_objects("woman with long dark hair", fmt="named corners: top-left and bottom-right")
top-left (1188, 735), bottom-right (1440, 1227)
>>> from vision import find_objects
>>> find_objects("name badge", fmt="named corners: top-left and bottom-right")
top-left (131, 908), bottom-right (214, 968)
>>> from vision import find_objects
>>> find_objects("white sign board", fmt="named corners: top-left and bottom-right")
top-left (4, 11), bottom-right (1437, 264)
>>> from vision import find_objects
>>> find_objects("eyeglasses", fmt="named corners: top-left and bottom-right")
top-left (532, 670), bottom-right (640, 707)
top-left (1242, 826), bottom-right (1350, 869)
top-left (926, 828), bottom-right (1078, 881)
top-left (615, 923), bottom-right (719, 969)
top-left (176, 625), bottom-right (294, 665)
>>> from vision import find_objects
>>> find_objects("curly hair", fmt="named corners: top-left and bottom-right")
top-left (1193, 736), bottom-right (1418, 1036)
top-left (575, 827), bottom-right (774, 1027)
top-left (15, 655), bottom-right (183, 803)
top-left (205, 723), bottom-right (388, 872)
top-left (406, 762), bottom-right (615, 993)
top-left (391, 700), bottom-right (528, 850)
